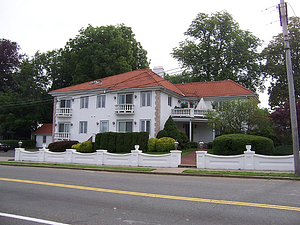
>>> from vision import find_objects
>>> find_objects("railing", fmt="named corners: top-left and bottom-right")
top-left (115, 104), bottom-right (135, 114)
top-left (54, 132), bottom-right (71, 141)
top-left (56, 108), bottom-right (72, 117)
top-left (171, 108), bottom-right (207, 118)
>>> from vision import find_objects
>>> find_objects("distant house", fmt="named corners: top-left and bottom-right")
top-left (34, 124), bottom-right (53, 148)
top-left (49, 69), bottom-right (256, 145)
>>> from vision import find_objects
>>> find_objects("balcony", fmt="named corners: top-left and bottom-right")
top-left (115, 104), bottom-right (134, 115)
top-left (54, 132), bottom-right (71, 141)
top-left (56, 108), bottom-right (72, 117)
top-left (171, 108), bottom-right (208, 118)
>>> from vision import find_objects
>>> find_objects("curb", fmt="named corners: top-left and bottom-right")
top-left (1, 162), bottom-right (299, 181)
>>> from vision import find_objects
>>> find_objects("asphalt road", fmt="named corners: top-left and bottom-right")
top-left (0, 165), bottom-right (300, 225)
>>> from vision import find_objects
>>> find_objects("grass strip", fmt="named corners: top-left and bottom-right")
top-left (183, 169), bottom-right (298, 177)
top-left (0, 161), bottom-right (156, 171)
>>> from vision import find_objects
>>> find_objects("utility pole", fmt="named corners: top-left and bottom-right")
top-left (278, 0), bottom-right (300, 175)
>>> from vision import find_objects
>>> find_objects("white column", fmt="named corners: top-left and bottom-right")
top-left (96, 150), bottom-right (107, 165)
top-left (196, 151), bottom-right (206, 169)
top-left (170, 150), bottom-right (182, 167)
top-left (131, 150), bottom-right (141, 167)
top-left (244, 145), bottom-right (255, 170)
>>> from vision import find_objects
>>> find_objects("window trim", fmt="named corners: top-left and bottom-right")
top-left (79, 121), bottom-right (88, 134)
top-left (100, 120), bottom-right (109, 133)
top-left (80, 96), bottom-right (89, 109)
top-left (117, 120), bottom-right (133, 133)
top-left (141, 91), bottom-right (152, 107)
top-left (140, 119), bottom-right (151, 135)
top-left (96, 95), bottom-right (106, 108)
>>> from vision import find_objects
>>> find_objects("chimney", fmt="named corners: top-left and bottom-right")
top-left (153, 66), bottom-right (164, 78)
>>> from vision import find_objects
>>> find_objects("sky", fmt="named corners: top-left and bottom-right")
top-left (1, 0), bottom-right (299, 108)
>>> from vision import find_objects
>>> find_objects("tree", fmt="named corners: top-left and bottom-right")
top-left (171, 11), bottom-right (263, 92)
top-left (0, 39), bottom-right (23, 92)
top-left (269, 101), bottom-right (300, 145)
top-left (206, 99), bottom-right (272, 137)
top-left (261, 17), bottom-right (300, 108)
top-left (59, 24), bottom-right (149, 86)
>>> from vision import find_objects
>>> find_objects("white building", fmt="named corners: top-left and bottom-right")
top-left (49, 69), bottom-right (256, 144)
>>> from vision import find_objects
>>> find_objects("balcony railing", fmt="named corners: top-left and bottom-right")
top-left (54, 132), bottom-right (71, 141)
top-left (115, 104), bottom-right (135, 114)
top-left (56, 108), bottom-right (72, 117)
top-left (171, 108), bottom-right (208, 118)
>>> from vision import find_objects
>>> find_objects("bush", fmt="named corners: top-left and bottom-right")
top-left (156, 130), bottom-right (168, 139)
top-left (48, 140), bottom-right (79, 152)
top-left (188, 142), bottom-right (198, 148)
top-left (273, 145), bottom-right (293, 155)
top-left (137, 132), bottom-right (149, 151)
top-left (72, 141), bottom-right (94, 153)
top-left (207, 142), bottom-right (213, 149)
top-left (177, 130), bottom-right (189, 149)
top-left (212, 134), bottom-right (274, 155)
top-left (148, 138), bottom-right (158, 152)
top-left (163, 116), bottom-right (178, 140)
top-left (94, 133), bottom-right (102, 150)
top-left (156, 137), bottom-right (176, 152)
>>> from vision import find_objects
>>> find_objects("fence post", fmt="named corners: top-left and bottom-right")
top-left (170, 150), bottom-right (182, 167)
top-left (14, 148), bottom-right (23, 161)
top-left (131, 149), bottom-right (141, 167)
top-left (96, 150), bottom-right (107, 165)
top-left (38, 148), bottom-right (46, 162)
top-left (66, 149), bottom-right (75, 163)
top-left (244, 145), bottom-right (255, 170)
top-left (196, 151), bottom-right (206, 169)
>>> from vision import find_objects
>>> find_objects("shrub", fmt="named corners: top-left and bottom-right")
top-left (94, 133), bottom-right (102, 150)
top-left (207, 142), bottom-right (213, 149)
top-left (188, 142), bottom-right (198, 148)
top-left (156, 130), bottom-right (168, 139)
top-left (212, 134), bottom-right (274, 155)
top-left (72, 141), bottom-right (94, 153)
top-left (137, 132), bottom-right (149, 151)
top-left (116, 133), bottom-right (125, 153)
top-left (163, 116), bottom-right (178, 140)
top-left (148, 138), bottom-right (158, 152)
top-left (156, 137), bottom-right (176, 152)
top-left (177, 130), bottom-right (189, 149)
top-left (273, 145), bottom-right (293, 156)
top-left (48, 140), bottom-right (79, 152)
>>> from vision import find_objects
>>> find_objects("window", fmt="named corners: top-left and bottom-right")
top-left (58, 123), bottom-right (70, 132)
top-left (140, 120), bottom-right (151, 134)
top-left (118, 93), bottom-right (133, 104)
top-left (79, 121), bottom-right (88, 134)
top-left (100, 121), bottom-right (109, 133)
top-left (168, 96), bottom-right (172, 107)
top-left (118, 120), bottom-right (133, 133)
top-left (80, 96), bottom-right (89, 109)
top-left (60, 99), bottom-right (71, 108)
top-left (141, 91), bottom-right (151, 107)
top-left (43, 136), bottom-right (47, 143)
top-left (97, 95), bottom-right (106, 108)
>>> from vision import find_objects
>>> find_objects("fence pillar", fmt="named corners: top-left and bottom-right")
top-left (244, 145), bottom-right (255, 170)
top-left (170, 150), bottom-right (182, 167)
top-left (96, 150), bottom-right (107, 165)
top-left (66, 149), bottom-right (75, 163)
top-left (14, 148), bottom-right (24, 161)
top-left (131, 150), bottom-right (141, 167)
top-left (38, 148), bottom-right (46, 162)
top-left (196, 151), bottom-right (206, 169)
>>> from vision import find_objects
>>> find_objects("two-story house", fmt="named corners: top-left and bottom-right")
top-left (49, 68), bottom-right (256, 145)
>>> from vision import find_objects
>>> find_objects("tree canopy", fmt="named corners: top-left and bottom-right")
top-left (171, 11), bottom-right (263, 92)
top-left (58, 24), bottom-right (149, 86)
top-left (261, 17), bottom-right (300, 108)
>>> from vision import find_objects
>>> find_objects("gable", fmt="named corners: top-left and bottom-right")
top-left (35, 124), bottom-right (53, 135)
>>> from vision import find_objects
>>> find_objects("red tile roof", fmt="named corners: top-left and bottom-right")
top-left (50, 69), bottom-right (184, 95)
top-left (35, 124), bottom-right (53, 134)
top-left (175, 80), bottom-right (255, 97)
top-left (50, 69), bottom-right (255, 98)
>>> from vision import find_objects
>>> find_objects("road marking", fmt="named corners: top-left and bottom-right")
top-left (1, 177), bottom-right (300, 212)
top-left (0, 212), bottom-right (68, 225)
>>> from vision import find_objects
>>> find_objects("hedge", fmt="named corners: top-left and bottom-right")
top-left (48, 140), bottom-right (79, 152)
top-left (94, 132), bottom-right (149, 153)
top-left (212, 134), bottom-right (274, 155)
top-left (0, 140), bottom-right (36, 148)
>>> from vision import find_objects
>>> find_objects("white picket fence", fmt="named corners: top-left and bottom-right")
top-left (196, 145), bottom-right (295, 171)
top-left (14, 147), bottom-right (182, 168)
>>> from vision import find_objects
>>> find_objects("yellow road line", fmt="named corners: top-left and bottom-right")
top-left (1, 177), bottom-right (300, 212)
